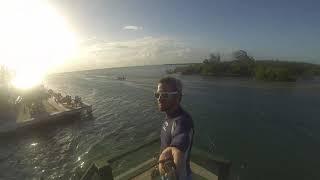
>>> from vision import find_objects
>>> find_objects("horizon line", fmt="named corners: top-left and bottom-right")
top-left (48, 58), bottom-right (320, 76)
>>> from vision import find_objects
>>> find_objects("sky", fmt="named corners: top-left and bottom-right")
top-left (11, 0), bottom-right (320, 72)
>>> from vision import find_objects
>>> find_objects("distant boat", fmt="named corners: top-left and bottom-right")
top-left (116, 75), bottom-right (126, 81)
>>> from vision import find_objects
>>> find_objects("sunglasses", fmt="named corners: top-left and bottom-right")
top-left (154, 91), bottom-right (179, 99)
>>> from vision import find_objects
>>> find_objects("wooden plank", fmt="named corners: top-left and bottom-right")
top-left (119, 160), bottom-right (219, 180)
top-left (115, 158), bottom-right (155, 180)
top-left (190, 161), bottom-right (218, 180)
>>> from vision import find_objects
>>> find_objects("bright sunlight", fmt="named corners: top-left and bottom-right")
top-left (0, 0), bottom-right (77, 89)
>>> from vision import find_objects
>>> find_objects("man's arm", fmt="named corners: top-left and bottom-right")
top-left (159, 116), bottom-right (193, 178)
top-left (170, 118), bottom-right (193, 152)
top-left (158, 147), bottom-right (184, 176)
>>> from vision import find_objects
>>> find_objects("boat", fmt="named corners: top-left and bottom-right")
top-left (0, 88), bottom-right (92, 136)
top-left (78, 138), bottom-right (231, 180)
top-left (116, 75), bottom-right (126, 81)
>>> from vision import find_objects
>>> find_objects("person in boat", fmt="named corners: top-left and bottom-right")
top-left (155, 77), bottom-right (194, 180)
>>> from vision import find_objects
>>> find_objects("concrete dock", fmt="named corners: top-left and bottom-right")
top-left (0, 97), bottom-right (92, 135)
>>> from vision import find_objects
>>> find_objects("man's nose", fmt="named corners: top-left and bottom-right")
top-left (158, 95), bottom-right (166, 102)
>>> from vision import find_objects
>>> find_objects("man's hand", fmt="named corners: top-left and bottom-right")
top-left (158, 147), bottom-right (184, 176)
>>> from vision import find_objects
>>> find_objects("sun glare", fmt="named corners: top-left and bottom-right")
top-left (0, 0), bottom-right (77, 89)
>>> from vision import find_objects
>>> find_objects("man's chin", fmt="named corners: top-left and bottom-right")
top-left (158, 106), bottom-right (167, 112)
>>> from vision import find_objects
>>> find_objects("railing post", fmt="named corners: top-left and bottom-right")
top-left (218, 162), bottom-right (231, 180)
top-left (98, 162), bottom-right (113, 180)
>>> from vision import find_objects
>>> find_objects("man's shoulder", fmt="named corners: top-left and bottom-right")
top-left (175, 109), bottom-right (193, 128)
top-left (182, 109), bottom-right (192, 120)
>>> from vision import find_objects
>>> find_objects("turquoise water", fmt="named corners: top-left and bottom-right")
top-left (0, 65), bottom-right (320, 179)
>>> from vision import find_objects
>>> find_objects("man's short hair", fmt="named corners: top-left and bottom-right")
top-left (158, 77), bottom-right (182, 94)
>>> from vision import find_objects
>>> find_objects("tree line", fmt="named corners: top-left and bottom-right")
top-left (171, 50), bottom-right (320, 81)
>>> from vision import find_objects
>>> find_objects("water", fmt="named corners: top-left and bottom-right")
top-left (0, 65), bottom-right (320, 180)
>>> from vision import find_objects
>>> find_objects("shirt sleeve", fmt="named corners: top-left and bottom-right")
top-left (170, 117), bottom-right (193, 152)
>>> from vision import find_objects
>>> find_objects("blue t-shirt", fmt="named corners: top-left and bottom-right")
top-left (160, 107), bottom-right (194, 176)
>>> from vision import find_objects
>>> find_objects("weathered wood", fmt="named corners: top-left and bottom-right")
top-left (81, 138), bottom-right (231, 180)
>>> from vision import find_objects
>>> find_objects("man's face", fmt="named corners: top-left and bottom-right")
top-left (156, 83), bottom-right (179, 112)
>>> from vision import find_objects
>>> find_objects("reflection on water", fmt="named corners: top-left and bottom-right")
top-left (30, 143), bottom-right (38, 147)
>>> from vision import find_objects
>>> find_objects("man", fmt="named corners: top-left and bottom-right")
top-left (155, 77), bottom-right (194, 179)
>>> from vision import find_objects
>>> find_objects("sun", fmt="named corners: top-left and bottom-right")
top-left (0, 0), bottom-right (77, 89)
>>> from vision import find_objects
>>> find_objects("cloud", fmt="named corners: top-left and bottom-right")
top-left (123, 25), bottom-right (143, 31)
top-left (53, 36), bottom-right (209, 72)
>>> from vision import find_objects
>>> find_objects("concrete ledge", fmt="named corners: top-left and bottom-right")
top-left (0, 103), bottom-right (92, 136)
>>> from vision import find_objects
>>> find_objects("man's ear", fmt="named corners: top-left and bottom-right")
top-left (178, 94), bottom-right (182, 102)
